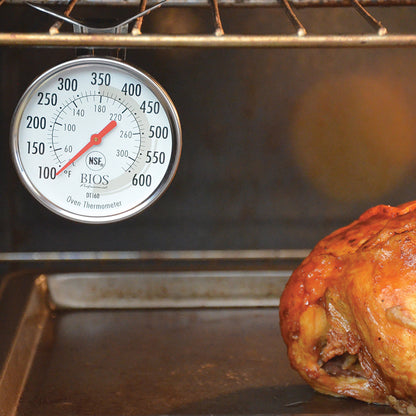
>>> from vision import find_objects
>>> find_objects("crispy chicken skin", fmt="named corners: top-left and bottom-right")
top-left (279, 201), bottom-right (416, 414)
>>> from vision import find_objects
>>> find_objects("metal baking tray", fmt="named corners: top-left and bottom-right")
top-left (0, 269), bottom-right (397, 415)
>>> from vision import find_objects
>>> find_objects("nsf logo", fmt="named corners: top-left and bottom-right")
top-left (86, 151), bottom-right (106, 171)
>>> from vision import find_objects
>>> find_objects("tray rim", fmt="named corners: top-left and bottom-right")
top-left (0, 275), bottom-right (49, 416)
top-left (46, 269), bottom-right (290, 309)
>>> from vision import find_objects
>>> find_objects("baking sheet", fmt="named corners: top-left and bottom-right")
top-left (0, 271), bottom-right (397, 415)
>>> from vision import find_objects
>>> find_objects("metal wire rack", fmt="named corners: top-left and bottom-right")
top-left (1, 0), bottom-right (416, 50)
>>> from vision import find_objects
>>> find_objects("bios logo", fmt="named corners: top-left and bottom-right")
top-left (80, 173), bottom-right (109, 186)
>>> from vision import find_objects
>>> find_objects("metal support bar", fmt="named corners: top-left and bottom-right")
top-left (210, 0), bottom-right (225, 35)
top-left (49, 0), bottom-right (79, 35)
top-left (132, 0), bottom-right (148, 35)
top-left (280, 0), bottom-right (307, 36)
top-left (351, 0), bottom-right (387, 35)
top-left (3, 33), bottom-right (416, 47)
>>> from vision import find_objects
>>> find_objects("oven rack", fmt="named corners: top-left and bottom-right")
top-left (1, 0), bottom-right (416, 48)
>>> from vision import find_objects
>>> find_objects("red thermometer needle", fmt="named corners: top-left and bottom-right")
top-left (56, 120), bottom-right (117, 176)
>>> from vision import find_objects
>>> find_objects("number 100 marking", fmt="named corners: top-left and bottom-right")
top-left (38, 166), bottom-right (57, 179)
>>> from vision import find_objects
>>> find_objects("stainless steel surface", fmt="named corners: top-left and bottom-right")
top-left (0, 272), bottom-right (398, 415)
top-left (2, 0), bottom-right (416, 48)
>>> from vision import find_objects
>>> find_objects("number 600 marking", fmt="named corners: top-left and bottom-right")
top-left (132, 174), bottom-right (152, 187)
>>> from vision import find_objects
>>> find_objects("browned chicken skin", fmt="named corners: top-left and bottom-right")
top-left (279, 201), bottom-right (416, 414)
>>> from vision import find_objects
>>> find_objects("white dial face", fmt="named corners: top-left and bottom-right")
top-left (10, 57), bottom-right (181, 223)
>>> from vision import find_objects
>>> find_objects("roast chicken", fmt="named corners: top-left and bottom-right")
top-left (279, 201), bottom-right (416, 414)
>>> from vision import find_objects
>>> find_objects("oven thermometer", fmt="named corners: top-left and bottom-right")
top-left (10, 57), bottom-right (182, 223)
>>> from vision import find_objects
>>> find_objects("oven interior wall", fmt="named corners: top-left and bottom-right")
top-left (1, 5), bottom-right (416, 252)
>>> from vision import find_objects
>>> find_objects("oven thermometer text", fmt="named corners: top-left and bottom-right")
top-left (10, 57), bottom-right (182, 224)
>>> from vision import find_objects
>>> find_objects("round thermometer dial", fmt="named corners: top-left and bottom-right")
top-left (10, 57), bottom-right (181, 223)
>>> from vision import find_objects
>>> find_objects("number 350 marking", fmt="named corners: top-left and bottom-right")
top-left (91, 72), bottom-right (111, 86)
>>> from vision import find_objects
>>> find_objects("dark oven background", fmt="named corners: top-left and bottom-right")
top-left (1, 4), bottom-right (416, 252)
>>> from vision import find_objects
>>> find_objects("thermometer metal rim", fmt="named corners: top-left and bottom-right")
top-left (10, 56), bottom-right (182, 224)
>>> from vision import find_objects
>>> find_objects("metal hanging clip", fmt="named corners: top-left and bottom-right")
top-left (27, 0), bottom-right (166, 34)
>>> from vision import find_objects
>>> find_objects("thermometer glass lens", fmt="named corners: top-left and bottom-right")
top-left (11, 57), bottom-right (181, 223)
